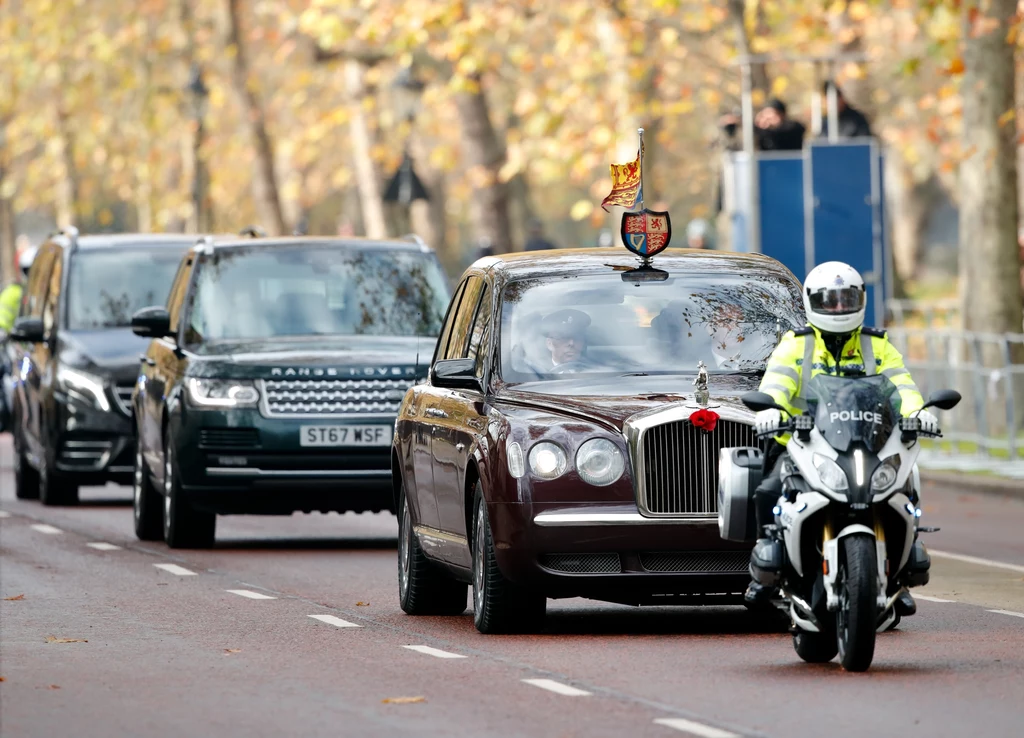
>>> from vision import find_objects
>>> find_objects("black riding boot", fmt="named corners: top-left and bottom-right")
top-left (745, 447), bottom-right (785, 607)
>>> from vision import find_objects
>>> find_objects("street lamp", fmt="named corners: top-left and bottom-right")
top-left (384, 66), bottom-right (429, 210)
top-left (186, 63), bottom-right (210, 232)
top-left (392, 65), bottom-right (426, 125)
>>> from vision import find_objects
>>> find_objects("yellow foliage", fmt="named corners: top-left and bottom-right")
top-left (570, 199), bottom-right (594, 221)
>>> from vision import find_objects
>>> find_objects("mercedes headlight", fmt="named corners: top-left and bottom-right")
top-left (813, 453), bottom-right (849, 491)
top-left (57, 366), bottom-right (110, 411)
top-left (186, 378), bottom-right (259, 408)
top-left (870, 456), bottom-right (901, 491)
top-left (528, 441), bottom-right (568, 480)
top-left (575, 438), bottom-right (625, 486)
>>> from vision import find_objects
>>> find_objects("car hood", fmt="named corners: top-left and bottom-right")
top-left (493, 373), bottom-right (762, 432)
top-left (60, 328), bottom-right (151, 384)
top-left (186, 336), bottom-right (436, 380)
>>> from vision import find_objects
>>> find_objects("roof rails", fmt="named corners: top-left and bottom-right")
top-left (239, 226), bottom-right (265, 238)
top-left (47, 225), bottom-right (80, 251)
top-left (402, 233), bottom-right (430, 252)
top-left (195, 235), bottom-right (216, 255)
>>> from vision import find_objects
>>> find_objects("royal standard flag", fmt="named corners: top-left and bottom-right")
top-left (600, 144), bottom-right (643, 212)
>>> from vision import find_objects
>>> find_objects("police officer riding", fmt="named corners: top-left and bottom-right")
top-left (745, 261), bottom-right (936, 617)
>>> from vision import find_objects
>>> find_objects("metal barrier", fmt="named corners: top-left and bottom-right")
top-left (885, 326), bottom-right (1024, 477)
top-left (885, 299), bottom-right (961, 328)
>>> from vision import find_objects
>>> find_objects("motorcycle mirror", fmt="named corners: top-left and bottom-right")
top-left (741, 391), bottom-right (787, 413)
top-left (923, 389), bottom-right (961, 411)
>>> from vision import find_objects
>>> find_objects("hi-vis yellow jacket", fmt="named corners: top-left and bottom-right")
top-left (0, 283), bottom-right (22, 333)
top-left (759, 324), bottom-right (924, 445)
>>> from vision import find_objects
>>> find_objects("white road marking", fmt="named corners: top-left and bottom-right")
top-left (521, 678), bottom-right (591, 696)
top-left (988, 609), bottom-right (1024, 619)
top-left (654, 718), bottom-right (740, 738)
top-left (226, 589), bottom-right (276, 600)
top-left (915, 595), bottom-right (956, 603)
top-left (931, 550), bottom-right (1024, 575)
top-left (403, 645), bottom-right (466, 659)
top-left (153, 563), bottom-right (197, 576)
top-left (30, 524), bottom-right (62, 535)
top-left (309, 614), bottom-right (361, 628)
top-left (86, 542), bottom-right (121, 551)
top-left (0, 510), bottom-right (10, 518)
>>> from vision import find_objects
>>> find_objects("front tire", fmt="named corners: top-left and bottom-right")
top-left (133, 441), bottom-right (163, 541)
top-left (162, 436), bottom-right (215, 549)
top-left (794, 628), bottom-right (839, 663)
top-left (12, 428), bottom-right (39, 500)
top-left (836, 535), bottom-right (878, 672)
top-left (39, 449), bottom-right (78, 506)
top-left (397, 486), bottom-right (467, 615)
top-left (472, 485), bottom-right (546, 634)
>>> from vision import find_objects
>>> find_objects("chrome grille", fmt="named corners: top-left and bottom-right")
top-left (59, 440), bottom-right (113, 469)
top-left (641, 419), bottom-right (763, 516)
top-left (113, 386), bottom-right (134, 416)
top-left (539, 553), bottom-right (622, 574)
top-left (259, 378), bottom-right (413, 417)
top-left (639, 551), bottom-right (750, 573)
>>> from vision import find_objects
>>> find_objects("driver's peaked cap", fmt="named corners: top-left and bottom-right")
top-left (541, 309), bottom-right (591, 338)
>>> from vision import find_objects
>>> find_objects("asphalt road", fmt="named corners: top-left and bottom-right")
top-left (2, 435), bottom-right (1023, 738)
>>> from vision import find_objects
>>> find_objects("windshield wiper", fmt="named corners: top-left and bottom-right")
top-left (619, 372), bottom-right (649, 377)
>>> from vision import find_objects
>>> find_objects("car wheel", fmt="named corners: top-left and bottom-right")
top-left (162, 435), bottom-right (215, 549)
top-left (472, 483), bottom-right (546, 634)
top-left (133, 441), bottom-right (163, 541)
top-left (12, 428), bottom-right (40, 500)
top-left (397, 485), bottom-right (467, 615)
top-left (38, 448), bottom-right (78, 506)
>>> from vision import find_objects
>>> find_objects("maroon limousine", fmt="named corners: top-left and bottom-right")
top-left (391, 248), bottom-right (805, 633)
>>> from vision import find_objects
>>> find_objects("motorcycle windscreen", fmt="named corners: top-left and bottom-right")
top-left (806, 374), bottom-right (901, 454)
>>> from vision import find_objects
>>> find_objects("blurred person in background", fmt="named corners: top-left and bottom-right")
top-left (820, 80), bottom-right (873, 138)
top-left (686, 219), bottom-right (712, 249)
top-left (0, 236), bottom-right (35, 431)
top-left (754, 98), bottom-right (806, 151)
top-left (524, 218), bottom-right (558, 251)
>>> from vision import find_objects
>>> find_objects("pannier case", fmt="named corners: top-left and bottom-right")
top-left (717, 446), bottom-right (763, 542)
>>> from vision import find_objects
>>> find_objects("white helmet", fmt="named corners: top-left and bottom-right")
top-left (18, 247), bottom-right (37, 278)
top-left (802, 261), bottom-right (866, 334)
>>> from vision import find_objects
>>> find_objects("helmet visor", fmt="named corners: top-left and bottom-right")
top-left (807, 286), bottom-right (865, 315)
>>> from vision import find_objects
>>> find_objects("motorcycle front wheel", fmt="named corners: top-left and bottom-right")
top-left (836, 534), bottom-right (878, 672)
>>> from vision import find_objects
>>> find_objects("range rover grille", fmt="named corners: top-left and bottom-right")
top-left (641, 419), bottom-right (764, 515)
top-left (259, 378), bottom-right (414, 417)
top-left (639, 551), bottom-right (750, 573)
top-left (539, 553), bottom-right (622, 574)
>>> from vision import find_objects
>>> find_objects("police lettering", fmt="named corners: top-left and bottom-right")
top-left (829, 410), bottom-right (883, 424)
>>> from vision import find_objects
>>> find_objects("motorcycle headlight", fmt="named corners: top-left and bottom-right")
top-left (575, 438), bottom-right (625, 486)
top-left (871, 455), bottom-right (901, 491)
top-left (813, 453), bottom-right (849, 491)
top-left (528, 441), bottom-right (568, 480)
top-left (186, 378), bottom-right (259, 408)
top-left (57, 366), bottom-right (110, 411)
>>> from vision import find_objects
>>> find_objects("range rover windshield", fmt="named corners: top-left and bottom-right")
top-left (499, 270), bottom-right (803, 384)
top-left (183, 244), bottom-right (449, 348)
top-left (67, 247), bottom-right (187, 330)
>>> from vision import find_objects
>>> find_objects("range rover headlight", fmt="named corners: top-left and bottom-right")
top-left (528, 441), bottom-right (568, 480)
top-left (871, 455), bottom-right (901, 491)
top-left (813, 453), bottom-right (849, 491)
top-left (57, 366), bottom-right (111, 411)
top-left (575, 438), bottom-right (625, 486)
top-left (186, 378), bottom-right (259, 408)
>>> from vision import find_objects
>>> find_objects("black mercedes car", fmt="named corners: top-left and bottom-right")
top-left (6, 228), bottom-right (197, 505)
top-left (130, 234), bottom-right (450, 548)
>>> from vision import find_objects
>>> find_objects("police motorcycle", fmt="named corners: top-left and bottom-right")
top-left (718, 372), bottom-right (960, 672)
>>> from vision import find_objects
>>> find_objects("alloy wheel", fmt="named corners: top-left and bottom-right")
top-left (133, 446), bottom-right (144, 525)
top-left (473, 502), bottom-right (486, 615)
top-left (399, 498), bottom-right (412, 596)
top-left (163, 447), bottom-right (173, 540)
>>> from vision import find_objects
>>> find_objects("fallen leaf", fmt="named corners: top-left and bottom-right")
top-left (382, 696), bottom-right (426, 704)
top-left (0, 676), bottom-right (6, 682)
top-left (48, 685), bottom-right (60, 690)
top-left (356, 601), bottom-right (370, 606)
top-left (45, 636), bottom-right (87, 644)
top-left (4, 594), bottom-right (25, 601)
top-left (224, 649), bottom-right (241, 654)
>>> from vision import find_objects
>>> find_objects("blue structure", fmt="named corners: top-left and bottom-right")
top-left (723, 140), bottom-right (889, 328)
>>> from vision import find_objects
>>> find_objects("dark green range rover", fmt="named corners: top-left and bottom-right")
top-left (130, 234), bottom-right (450, 548)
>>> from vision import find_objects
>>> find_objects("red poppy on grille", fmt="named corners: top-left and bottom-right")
top-left (689, 408), bottom-right (719, 432)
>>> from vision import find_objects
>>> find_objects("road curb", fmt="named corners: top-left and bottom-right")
top-left (921, 470), bottom-right (1024, 501)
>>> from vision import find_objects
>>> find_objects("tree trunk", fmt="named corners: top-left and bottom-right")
top-left (344, 60), bottom-right (389, 240)
top-left (0, 190), bottom-right (15, 285)
top-left (454, 78), bottom-right (513, 254)
top-left (885, 154), bottom-right (938, 286)
top-left (727, 0), bottom-right (770, 97)
top-left (959, 0), bottom-right (1024, 431)
top-left (225, 0), bottom-right (287, 235)
top-left (54, 104), bottom-right (79, 229)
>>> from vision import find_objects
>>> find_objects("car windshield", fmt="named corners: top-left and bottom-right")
top-left (807, 374), bottom-right (901, 454)
top-left (67, 247), bottom-right (187, 330)
top-left (499, 270), bottom-right (803, 383)
top-left (183, 245), bottom-right (449, 346)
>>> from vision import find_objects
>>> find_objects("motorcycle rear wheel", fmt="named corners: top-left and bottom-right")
top-left (836, 534), bottom-right (878, 672)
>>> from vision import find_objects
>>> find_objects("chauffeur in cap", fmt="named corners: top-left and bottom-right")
top-left (541, 308), bottom-right (593, 371)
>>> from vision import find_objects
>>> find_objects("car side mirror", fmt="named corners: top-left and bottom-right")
top-left (923, 389), bottom-right (961, 411)
top-left (431, 358), bottom-right (482, 392)
top-left (131, 306), bottom-right (174, 339)
top-left (10, 316), bottom-right (45, 343)
top-left (741, 391), bottom-right (787, 414)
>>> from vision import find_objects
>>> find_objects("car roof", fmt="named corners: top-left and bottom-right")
top-left (52, 233), bottom-right (201, 250)
top-left (191, 235), bottom-right (435, 255)
top-left (466, 247), bottom-right (800, 283)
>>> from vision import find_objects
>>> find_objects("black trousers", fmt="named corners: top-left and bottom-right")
top-left (754, 441), bottom-right (786, 535)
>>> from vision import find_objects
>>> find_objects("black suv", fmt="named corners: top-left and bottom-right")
top-left (6, 228), bottom-right (197, 505)
top-left (130, 234), bottom-right (450, 548)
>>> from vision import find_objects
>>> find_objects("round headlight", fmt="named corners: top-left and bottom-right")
top-left (528, 442), bottom-right (568, 480)
top-left (870, 459), bottom-right (899, 491)
top-left (575, 438), bottom-right (625, 486)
